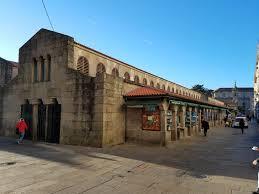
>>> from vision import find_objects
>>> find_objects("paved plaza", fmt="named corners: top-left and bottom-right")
top-left (1, 123), bottom-right (259, 194)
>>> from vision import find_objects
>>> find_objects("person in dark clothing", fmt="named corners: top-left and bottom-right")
top-left (239, 118), bottom-right (245, 134)
top-left (201, 119), bottom-right (210, 137)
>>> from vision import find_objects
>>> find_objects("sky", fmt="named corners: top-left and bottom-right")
top-left (0, 0), bottom-right (259, 89)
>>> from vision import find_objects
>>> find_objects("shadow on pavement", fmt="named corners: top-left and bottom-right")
top-left (0, 122), bottom-right (259, 181)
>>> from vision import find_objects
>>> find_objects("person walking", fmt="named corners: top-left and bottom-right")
top-left (201, 119), bottom-right (209, 137)
top-left (239, 118), bottom-right (245, 134)
top-left (15, 118), bottom-right (28, 144)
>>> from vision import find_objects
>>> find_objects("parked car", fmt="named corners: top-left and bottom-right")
top-left (232, 117), bottom-right (248, 128)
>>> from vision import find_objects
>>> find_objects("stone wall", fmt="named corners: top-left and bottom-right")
top-left (93, 74), bottom-right (126, 146)
top-left (0, 77), bottom-right (22, 136)
top-left (126, 107), bottom-right (161, 144)
top-left (0, 29), bottom-right (71, 137)
top-left (72, 43), bottom-right (202, 101)
top-left (60, 68), bottom-right (97, 146)
top-left (92, 74), bottom-right (140, 147)
top-left (0, 86), bottom-right (3, 135)
top-left (0, 57), bottom-right (13, 87)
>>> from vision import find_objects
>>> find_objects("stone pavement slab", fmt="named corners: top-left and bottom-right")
top-left (1, 124), bottom-right (259, 193)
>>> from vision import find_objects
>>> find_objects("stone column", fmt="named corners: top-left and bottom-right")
top-left (198, 108), bottom-right (202, 132)
top-left (31, 99), bottom-right (39, 142)
top-left (180, 106), bottom-right (187, 137)
top-left (188, 106), bottom-right (192, 136)
top-left (194, 107), bottom-right (198, 133)
top-left (171, 104), bottom-right (179, 141)
top-left (207, 109), bottom-right (209, 121)
top-left (207, 109), bottom-right (211, 127)
top-left (216, 110), bottom-right (220, 127)
top-left (160, 99), bottom-right (169, 146)
top-left (212, 109), bottom-right (214, 127)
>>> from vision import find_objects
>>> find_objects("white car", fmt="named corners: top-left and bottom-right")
top-left (232, 117), bottom-right (248, 128)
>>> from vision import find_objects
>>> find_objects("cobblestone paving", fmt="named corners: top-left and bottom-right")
top-left (1, 123), bottom-right (259, 194)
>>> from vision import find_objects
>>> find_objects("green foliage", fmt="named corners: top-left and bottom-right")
top-left (191, 84), bottom-right (213, 97)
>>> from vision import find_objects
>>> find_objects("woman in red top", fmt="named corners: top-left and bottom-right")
top-left (16, 118), bottom-right (28, 144)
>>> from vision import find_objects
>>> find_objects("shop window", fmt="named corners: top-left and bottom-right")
top-left (77, 56), bottom-right (89, 75)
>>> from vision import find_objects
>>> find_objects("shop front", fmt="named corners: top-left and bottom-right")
top-left (124, 87), bottom-right (227, 146)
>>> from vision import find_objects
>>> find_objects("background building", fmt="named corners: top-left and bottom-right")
top-left (213, 86), bottom-right (253, 116)
top-left (254, 44), bottom-right (259, 120)
top-left (0, 57), bottom-right (18, 87)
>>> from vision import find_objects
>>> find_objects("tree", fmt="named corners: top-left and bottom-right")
top-left (191, 84), bottom-right (213, 97)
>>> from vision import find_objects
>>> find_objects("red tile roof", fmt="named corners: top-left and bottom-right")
top-left (124, 86), bottom-right (226, 108)
top-left (125, 87), bottom-right (169, 97)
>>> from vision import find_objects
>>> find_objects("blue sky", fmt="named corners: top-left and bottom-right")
top-left (0, 0), bottom-right (259, 89)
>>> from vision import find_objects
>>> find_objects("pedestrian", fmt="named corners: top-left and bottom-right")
top-left (239, 118), bottom-right (245, 134)
top-left (224, 117), bottom-right (227, 127)
top-left (15, 118), bottom-right (28, 144)
top-left (201, 119), bottom-right (209, 137)
top-left (252, 146), bottom-right (259, 194)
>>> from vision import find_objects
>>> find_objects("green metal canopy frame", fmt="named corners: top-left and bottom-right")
top-left (169, 99), bottom-right (227, 111)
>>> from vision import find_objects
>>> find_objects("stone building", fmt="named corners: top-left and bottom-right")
top-left (0, 29), bottom-right (227, 147)
top-left (213, 87), bottom-right (254, 116)
top-left (254, 43), bottom-right (259, 120)
top-left (0, 57), bottom-right (18, 87)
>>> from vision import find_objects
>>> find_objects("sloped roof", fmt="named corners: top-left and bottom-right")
top-left (124, 86), bottom-right (226, 108)
top-left (125, 87), bottom-right (169, 97)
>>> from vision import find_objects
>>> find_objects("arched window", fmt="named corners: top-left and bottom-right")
top-left (33, 58), bottom-right (38, 82)
top-left (150, 81), bottom-right (154, 87)
top-left (176, 89), bottom-right (178, 94)
top-left (179, 90), bottom-right (182, 95)
top-left (183, 91), bottom-right (185, 96)
top-left (134, 75), bottom-right (139, 84)
top-left (156, 83), bottom-right (160, 89)
top-left (46, 55), bottom-right (51, 81)
top-left (162, 85), bottom-right (165, 90)
top-left (77, 56), bottom-right (89, 75)
top-left (124, 72), bottom-right (130, 81)
top-left (112, 68), bottom-right (119, 77)
top-left (172, 87), bottom-right (174, 93)
top-left (167, 86), bottom-right (170, 92)
top-left (96, 63), bottom-right (106, 74)
top-left (143, 78), bottom-right (147, 85)
top-left (40, 56), bottom-right (45, 81)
